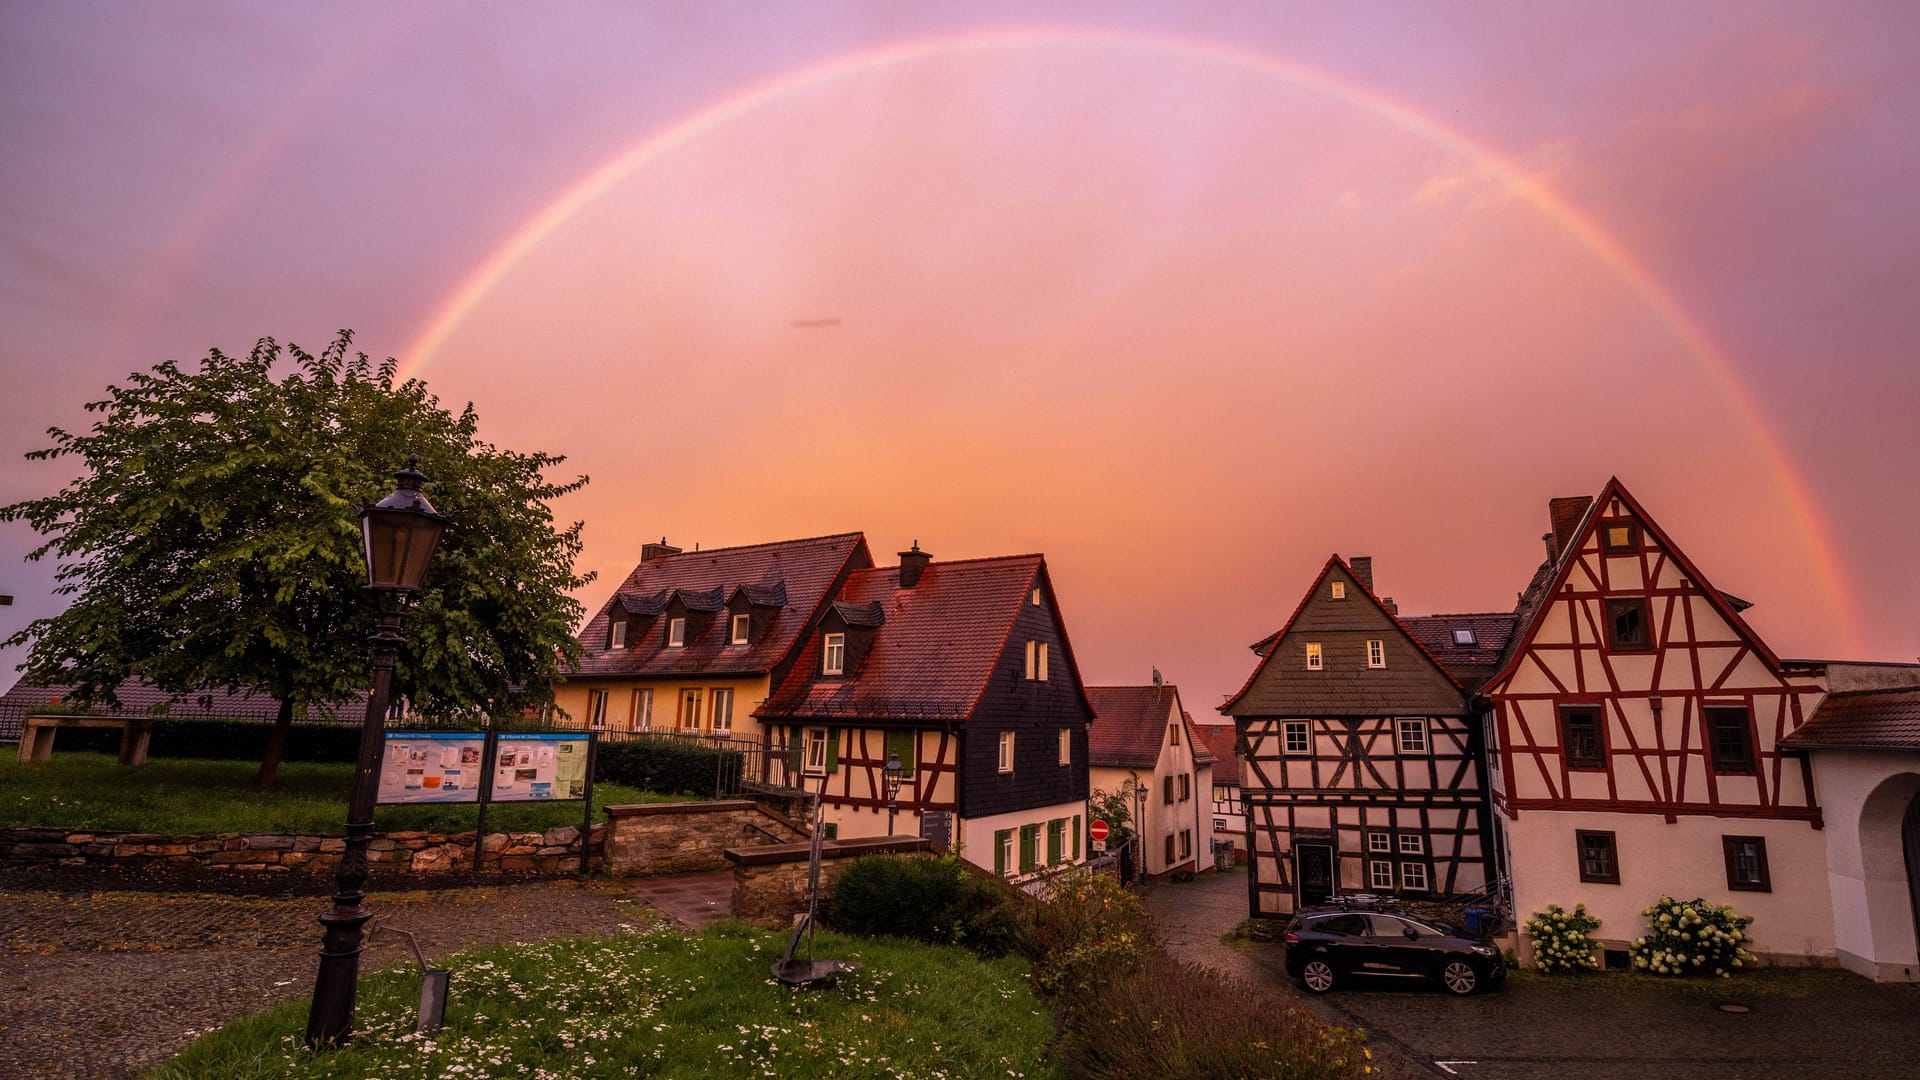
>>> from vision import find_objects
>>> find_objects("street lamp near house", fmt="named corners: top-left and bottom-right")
top-left (306, 457), bottom-right (448, 1048)
top-left (1133, 780), bottom-right (1150, 885)
top-left (882, 751), bottom-right (905, 835)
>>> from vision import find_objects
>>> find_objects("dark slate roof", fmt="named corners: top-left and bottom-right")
top-left (570, 532), bottom-right (869, 680)
top-left (1781, 689), bottom-right (1920, 751)
top-left (1085, 685), bottom-right (1213, 769)
top-left (0, 678), bottom-right (365, 741)
top-left (831, 600), bottom-right (887, 628)
top-left (1399, 612), bottom-right (1519, 693)
top-left (735, 582), bottom-right (789, 608)
top-left (1193, 721), bottom-right (1240, 785)
top-left (759, 554), bottom-right (1084, 723)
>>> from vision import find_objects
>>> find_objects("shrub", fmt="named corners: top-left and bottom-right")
top-left (1027, 873), bottom-right (1153, 1003)
top-left (831, 854), bottom-right (1025, 956)
top-left (593, 734), bottom-right (743, 797)
top-left (1630, 896), bottom-right (1755, 977)
top-left (44, 716), bottom-right (365, 762)
top-left (1524, 902), bottom-right (1602, 973)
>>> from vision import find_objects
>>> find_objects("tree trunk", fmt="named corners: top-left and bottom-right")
top-left (255, 696), bottom-right (294, 788)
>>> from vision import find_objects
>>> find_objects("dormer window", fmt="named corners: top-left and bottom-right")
top-left (1330, 581), bottom-right (1346, 600)
top-left (1452, 628), bottom-right (1476, 647)
top-left (609, 620), bottom-right (628, 650)
top-left (1305, 642), bottom-right (1323, 670)
top-left (823, 632), bottom-right (845, 675)
top-left (667, 617), bottom-right (686, 648)
top-left (730, 613), bottom-right (750, 646)
top-left (1367, 640), bottom-right (1386, 668)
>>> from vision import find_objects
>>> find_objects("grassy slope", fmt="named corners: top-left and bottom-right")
top-left (0, 753), bottom-right (664, 834)
top-left (154, 924), bottom-right (1063, 1080)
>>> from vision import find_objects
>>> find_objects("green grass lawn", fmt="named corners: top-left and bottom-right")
top-left (154, 924), bottom-right (1063, 1080)
top-left (0, 753), bottom-right (669, 835)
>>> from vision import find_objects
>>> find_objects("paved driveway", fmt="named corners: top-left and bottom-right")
top-left (1142, 867), bottom-right (1920, 1080)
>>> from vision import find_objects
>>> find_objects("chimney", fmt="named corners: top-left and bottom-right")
top-left (1381, 596), bottom-right (1398, 615)
top-left (898, 540), bottom-right (932, 589)
top-left (1548, 496), bottom-right (1594, 561)
top-left (641, 537), bottom-right (682, 562)
top-left (1349, 556), bottom-right (1374, 595)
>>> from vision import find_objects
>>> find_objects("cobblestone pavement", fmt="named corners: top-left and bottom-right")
top-left (1141, 866), bottom-right (1920, 1080)
top-left (0, 876), bottom-right (662, 1080)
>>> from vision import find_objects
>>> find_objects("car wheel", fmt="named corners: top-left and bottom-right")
top-left (1441, 958), bottom-right (1478, 996)
top-left (1301, 958), bottom-right (1336, 994)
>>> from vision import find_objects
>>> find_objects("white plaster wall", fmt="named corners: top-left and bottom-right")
top-left (958, 800), bottom-right (1087, 878)
top-left (1804, 750), bottom-right (1920, 981)
top-left (1505, 810), bottom-right (1835, 962)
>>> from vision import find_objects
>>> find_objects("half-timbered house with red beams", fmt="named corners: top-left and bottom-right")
top-left (1482, 479), bottom-right (1840, 964)
top-left (1223, 555), bottom-right (1503, 919)
top-left (756, 545), bottom-right (1095, 881)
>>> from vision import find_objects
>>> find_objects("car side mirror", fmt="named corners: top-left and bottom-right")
top-left (1404, 927), bottom-right (1419, 940)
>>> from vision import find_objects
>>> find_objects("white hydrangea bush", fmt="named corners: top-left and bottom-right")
top-left (1523, 902), bottom-right (1602, 974)
top-left (1629, 896), bottom-right (1756, 977)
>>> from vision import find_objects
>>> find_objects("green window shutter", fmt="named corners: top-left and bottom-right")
top-left (1073, 814), bottom-right (1082, 861)
top-left (826, 727), bottom-right (840, 773)
top-left (1047, 819), bottom-right (1062, 864)
top-left (1020, 824), bottom-right (1039, 873)
top-left (886, 729), bottom-right (916, 776)
top-left (994, 829), bottom-right (1010, 876)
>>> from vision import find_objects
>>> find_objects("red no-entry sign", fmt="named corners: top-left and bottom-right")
top-left (1089, 820), bottom-right (1110, 843)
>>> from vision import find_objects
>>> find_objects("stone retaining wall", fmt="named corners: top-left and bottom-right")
top-left (602, 800), bottom-right (808, 877)
top-left (0, 824), bottom-right (604, 876)
top-left (725, 836), bottom-right (932, 928)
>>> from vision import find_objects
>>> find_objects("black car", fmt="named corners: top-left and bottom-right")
top-left (1283, 907), bottom-right (1505, 995)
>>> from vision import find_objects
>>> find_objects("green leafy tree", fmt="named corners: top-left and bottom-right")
top-left (1088, 784), bottom-right (1139, 846)
top-left (2, 332), bottom-right (592, 785)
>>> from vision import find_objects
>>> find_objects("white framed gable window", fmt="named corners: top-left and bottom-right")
top-left (1367, 832), bottom-right (1392, 854)
top-left (1305, 642), bottom-right (1323, 670)
top-left (1331, 581), bottom-right (1346, 599)
top-left (1058, 727), bottom-right (1071, 765)
top-left (1367, 639), bottom-right (1386, 668)
top-left (1369, 860), bottom-right (1394, 889)
top-left (667, 617), bottom-right (686, 648)
top-left (609, 620), bottom-right (628, 650)
top-left (1282, 720), bottom-right (1310, 754)
top-left (1024, 641), bottom-right (1049, 680)
top-left (823, 632), bottom-right (845, 675)
top-left (730, 613), bottom-right (750, 646)
top-left (1398, 833), bottom-right (1424, 855)
top-left (1396, 718), bottom-right (1428, 754)
top-left (998, 731), bottom-right (1015, 773)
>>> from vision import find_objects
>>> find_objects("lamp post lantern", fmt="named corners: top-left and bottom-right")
top-left (1132, 781), bottom-right (1149, 885)
top-left (306, 457), bottom-right (448, 1047)
top-left (882, 751), bottom-right (905, 835)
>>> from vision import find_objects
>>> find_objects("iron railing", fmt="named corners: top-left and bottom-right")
top-left (593, 728), bottom-right (808, 799)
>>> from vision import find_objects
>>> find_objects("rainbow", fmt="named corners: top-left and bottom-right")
top-left (396, 26), bottom-right (1860, 654)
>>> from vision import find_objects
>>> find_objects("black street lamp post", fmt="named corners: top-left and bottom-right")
top-left (882, 751), bottom-right (905, 835)
top-left (306, 458), bottom-right (448, 1048)
top-left (1132, 780), bottom-right (1149, 885)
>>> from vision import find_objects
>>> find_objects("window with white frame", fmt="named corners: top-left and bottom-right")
top-left (1396, 718), bottom-right (1428, 754)
top-left (730, 613), bottom-right (750, 646)
top-left (630, 688), bottom-right (653, 731)
top-left (709, 688), bottom-right (733, 734)
top-left (823, 632), bottom-right (845, 675)
top-left (1283, 720), bottom-right (1310, 754)
top-left (678, 688), bottom-right (701, 731)
top-left (998, 731), bottom-right (1015, 773)
top-left (1367, 639), bottom-right (1386, 668)
top-left (998, 830), bottom-right (1015, 877)
top-left (1369, 860), bottom-right (1394, 889)
top-left (1031, 587), bottom-right (1042, 606)
top-left (1400, 861), bottom-right (1429, 891)
top-left (667, 617), bottom-right (686, 648)
top-left (1305, 642), bottom-right (1323, 670)
top-left (609, 620), bottom-right (628, 650)
top-left (1452, 627), bottom-right (1476, 646)
top-left (1397, 833), bottom-right (1424, 855)
top-left (1024, 641), bottom-right (1049, 680)
top-left (586, 689), bottom-right (609, 729)
top-left (1058, 728), bottom-right (1071, 765)
top-left (1367, 832), bottom-right (1392, 854)
top-left (1331, 580), bottom-right (1346, 599)
top-left (804, 727), bottom-right (829, 774)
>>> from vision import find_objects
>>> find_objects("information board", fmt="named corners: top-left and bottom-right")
top-left (377, 732), bottom-right (487, 804)
top-left (490, 732), bottom-right (592, 802)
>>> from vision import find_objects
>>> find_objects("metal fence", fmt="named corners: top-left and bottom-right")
top-left (594, 728), bottom-right (808, 799)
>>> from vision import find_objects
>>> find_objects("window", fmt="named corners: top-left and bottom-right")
top-left (1024, 640), bottom-right (1050, 680)
top-left (667, 617), bottom-right (686, 648)
top-left (1723, 836), bottom-right (1771, 892)
top-left (1031, 587), bottom-right (1042, 606)
top-left (821, 822), bottom-right (838, 841)
top-left (630, 688), bottom-right (652, 731)
top-left (678, 688), bottom-right (702, 731)
top-left (1165, 834), bottom-right (1176, 862)
top-left (1169, 723), bottom-right (1181, 747)
top-left (730, 613), bottom-right (750, 645)
top-left (586, 689), bottom-right (609, 730)
top-left (1367, 639), bottom-right (1386, 669)
top-left (1331, 581), bottom-right (1346, 599)
top-left (1306, 642), bottom-right (1323, 670)
top-left (1601, 520), bottom-right (1640, 553)
top-left (823, 632), bottom-right (845, 675)
top-left (1058, 727), bottom-right (1071, 765)
top-left (1452, 628), bottom-right (1476, 646)
top-left (1179, 829), bottom-right (1192, 860)
top-left (1047, 819), bottom-right (1065, 865)
top-left (1214, 817), bottom-right (1228, 831)
top-left (1397, 833), bottom-right (1424, 855)
top-left (804, 727), bottom-right (830, 774)
top-left (1396, 718), bottom-right (1428, 754)
top-left (1283, 720), bottom-right (1310, 754)
top-left (1576, 829), bottom-right (1619, 884)
top-left (998, 731), bottom-right (1015, 773)
top-left (1603, 597), bottom-right (1653, 652)
top-left (1072, 814), bottom-right (1081, 860)
top-left (1164, 775), bottom-right (1175, 804)
top-left (1179, 773), bottom-right (1191, 801)
top-left (995, 829), bottom-right (1014, 877)
top-left (1706, 706), bottom-right (1756, 774)
top-left (1400, 861), bottom-right (1429, 891)
top-left (1020, 824), bottom-right (1040, 873)
top-left (1560, 706), bottom-right (1606, 769)
top-left (1367, 832), bottom-right (1392, 854)
top-left (709, 688), bottom-right (733, 734)
top-left (609, 620), bottom-right (628, 650)
top-left (1369, 860), bottom-right (1394, 889)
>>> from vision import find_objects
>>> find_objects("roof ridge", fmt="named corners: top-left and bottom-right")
top-left (1400, 611), bottom-right (1516, 620)
top-left (1085, 683), bottom-right (1181, 692)
top-left (640, 531), bottom-right (864, 560)
top-left (848, 553), bottom-right (1044, 572)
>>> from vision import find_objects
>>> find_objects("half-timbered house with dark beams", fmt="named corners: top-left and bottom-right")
top-left (1085, 681), bottom-right (1216, 880)
top-left (1222, 555), bottom-right (1503, 920)
top-left (756, 545), bottom-right (1095, 882)
top-left (1194, 720), bottom-right (1248, 863)
top-left (555, 533), bottom-right (871, 746)
top-left (1481, 479), bottom-right (1841, 965)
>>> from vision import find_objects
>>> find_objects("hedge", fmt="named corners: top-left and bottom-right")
top-left (37, 716), bottom-right (366, 762)
top-left (593, 734), bottom-right (745, 798)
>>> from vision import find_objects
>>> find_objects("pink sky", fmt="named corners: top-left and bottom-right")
top-left (2, 3), bottom-right (1916, 713)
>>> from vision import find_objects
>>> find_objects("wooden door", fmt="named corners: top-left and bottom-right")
top-left (1296, 843), bottom-right (1334, 907)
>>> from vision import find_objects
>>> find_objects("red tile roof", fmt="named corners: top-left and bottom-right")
top-left (568, 532), bottom-right (868, 680)
top-left (1781, 688), bottom-right (1920, 751)
top-left (1398, 612), bottom-right (1519, 692)
top-left (0, 679), bottom-right (365, 741)
top-left (1193, 722), bottom-right (1242, 786)
top-left (1084, 685), bottom-right (1214, 769)
top-left (759, 555), bottom-right (1076, 722)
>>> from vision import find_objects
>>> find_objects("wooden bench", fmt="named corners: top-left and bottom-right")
top-left (16, 713), bottom-right (155, 765)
